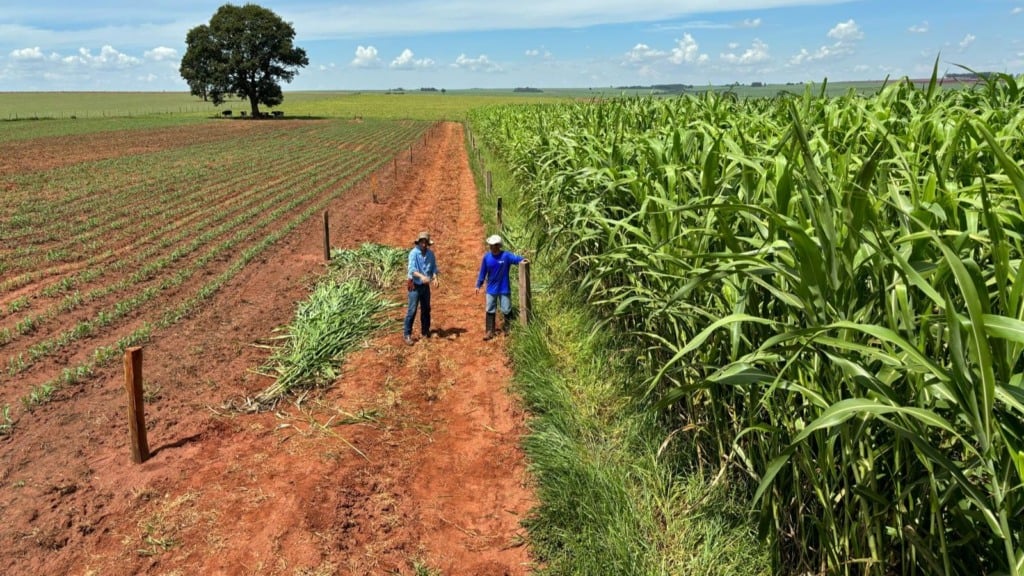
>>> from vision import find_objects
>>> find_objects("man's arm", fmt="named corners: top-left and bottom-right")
top-left (475, 255), bottom-right (488, 292)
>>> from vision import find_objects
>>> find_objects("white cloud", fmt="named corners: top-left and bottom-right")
top-left (828, 20), bottom-right (863, 43)
top-left (144, 46), bottom-right (178, 61)
top-left (351, 45), bottom-right (381, 68)
top-left (668, 34), bottom-right (708, 64)
top-left (390, 48), bottom-right (435, 69)
top-left (741, 18), bottom-right (762, 28)
top-left (1013, 7), bottom-right (1023, 14)
top-left (452, 53), bottom-right (502, 72)
top-left (789, 19), bottom-right (862, 66)
top-left (789, 45), bottom-right (837, 65)
top-left (525, 48), bottom-right (552, 58)
top-left (959, 33), bottom-right (976, 49)
top-left (625, 43), bottom-right (666, 64)
top-left (62, 45), bottom-right (141, 68)
top-left (10, 46), bottom-right (47, 61)
top-left (908, 21), bottom-right (929, 33)
top-left (720, 38), bottom-right (770, 65)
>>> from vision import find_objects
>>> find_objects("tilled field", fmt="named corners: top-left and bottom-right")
top-left (0, 119), bottom-right (533, 575)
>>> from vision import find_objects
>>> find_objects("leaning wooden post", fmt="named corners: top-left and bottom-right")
top-left (124, 347), bottom-right (149, 464)
top-left (409, 145), bottom-right (413, 162)
top-left (323, 211), bottom-right (331, 261)
top-left (497, 197), bottom-right (503, 230)
top-left (394, 157), bottom-right (398, 179)
top-left (486, 171), bottom-right (492, 195)
top-left (518, 261), bottom-right (532, 326)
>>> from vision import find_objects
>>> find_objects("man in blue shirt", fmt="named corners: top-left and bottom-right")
top-left (404, 231), bottom-right (440, 345)
top-left (475, 234), bottom-right (527, 340)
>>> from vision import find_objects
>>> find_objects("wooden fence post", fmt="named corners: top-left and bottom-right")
top-left (323, 211), bottom-right (331, 261)
top-left (486, 171), bottom-right (492, 195)
top-left (497, 197), bottom-right (503, 230)
top-left (518, 261), bottom-right (532, 326)
top-left (124, 347), bottom-right (149, 464)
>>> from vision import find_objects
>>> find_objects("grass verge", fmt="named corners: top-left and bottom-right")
top-left (511, 289), bottom-right (768, 575)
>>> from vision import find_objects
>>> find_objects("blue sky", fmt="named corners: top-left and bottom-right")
top-left (1, 1), bottom-right (1021, 91)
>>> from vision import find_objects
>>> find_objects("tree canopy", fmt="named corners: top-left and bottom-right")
top-left (180, 3), bottom-right (308, 117)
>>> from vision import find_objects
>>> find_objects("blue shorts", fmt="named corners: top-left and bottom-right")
top-left (485, 293), bottom-right (512, 315)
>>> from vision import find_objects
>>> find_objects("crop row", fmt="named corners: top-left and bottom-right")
top-left (0, 142), bottom-right (321, 295)
top-left (0, 152), bottom-right (370, 356)
top-left (0, 139), bottom-right (363, 313)
top-left (0, 118), bottom-right (433, 424)
top-left (0, 120), bottom-right (424, 296)
top-left (0, 120), bottom-right (413, 256)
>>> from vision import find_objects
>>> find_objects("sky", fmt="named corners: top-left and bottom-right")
top-left (0, 0), bottom-right (1022, 91)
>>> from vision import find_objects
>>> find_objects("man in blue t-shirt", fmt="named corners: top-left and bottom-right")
top-left (474, 234), bottom-right (528, 340)
top-left (404, 231), bottom-right (440, 345)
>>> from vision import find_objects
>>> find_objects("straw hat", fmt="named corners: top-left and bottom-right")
top-left (485, 234), bottom-right (503, 246)
top-left (414, 231), bottom-right (434, 245)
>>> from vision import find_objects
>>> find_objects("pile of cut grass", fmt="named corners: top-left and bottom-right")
top-left (256, 243), bottom-right (405, 405)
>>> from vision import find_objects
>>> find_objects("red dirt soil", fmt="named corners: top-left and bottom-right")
top-left (0, 122), bottom-right (535, 575)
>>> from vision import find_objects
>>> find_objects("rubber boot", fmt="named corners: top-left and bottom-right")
top-left (484, 313), bottom-right (496, 341)
top-left (500, 313), bottom-right (510, 335)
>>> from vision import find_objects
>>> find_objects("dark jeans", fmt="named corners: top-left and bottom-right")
top-left (404, 283), bottom-right (431, 337)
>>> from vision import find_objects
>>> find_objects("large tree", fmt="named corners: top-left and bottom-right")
top-left (180, 3), bottom-right (308, 117)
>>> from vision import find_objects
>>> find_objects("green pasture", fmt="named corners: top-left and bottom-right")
top-left (0, 90), bottom-right (578, 124)
top-left (0, 80), bottom-right (903, 130)
top-left (0, 91), bottom-right (215, 120)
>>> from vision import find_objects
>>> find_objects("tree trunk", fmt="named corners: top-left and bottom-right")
top-left (249, 98), bottom-right (260, 118)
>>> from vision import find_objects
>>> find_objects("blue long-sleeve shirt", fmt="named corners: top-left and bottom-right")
top-left (408, 247), bottom-right (438, 285)
top-left (476, 250), bottom-right (525, 295)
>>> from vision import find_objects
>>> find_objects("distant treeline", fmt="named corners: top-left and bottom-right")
top-left (615, 84), bottom-right (693, 93)
top-left (944, 72), bottom-right (993, 81)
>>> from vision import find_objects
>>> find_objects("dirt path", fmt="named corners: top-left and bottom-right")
top-left (0, 122), bottom-right (534, 575)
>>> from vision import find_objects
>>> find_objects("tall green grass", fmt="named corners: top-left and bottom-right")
top-left (474, 123), bottom-right (768, 574)
top-left (472, 74), bottom-right (1024, 574)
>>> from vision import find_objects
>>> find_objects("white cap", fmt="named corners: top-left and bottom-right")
top-left (486, 234), bottom-right (503, 245)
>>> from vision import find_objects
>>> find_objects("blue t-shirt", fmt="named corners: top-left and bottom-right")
top-left (408, 247), bottom-right (438, 285)
top-left (476, 250), bottom-right (525, 295)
